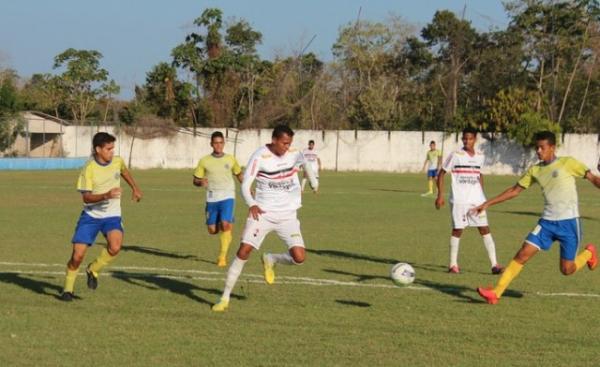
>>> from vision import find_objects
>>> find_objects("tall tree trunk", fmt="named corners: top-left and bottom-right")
top-left (558, 25), bottom-right (589, 124)
top-left (577, 55), bottom-right (596, 120)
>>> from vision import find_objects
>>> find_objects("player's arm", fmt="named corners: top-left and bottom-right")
top-left (81, 189), bottom-right (121, 204)
top-left (318, 157), bottom-right (322, 171)
top-left (585, 170), bottom-right (600, 189)
top-left (241, 153), bottom-right (264, 219)
top-left (121, 168), bottom-right (143, 202)
top-left (479, 173), bottom-right (484, 191)
top-left (437, 154), bottom-right (442, 170)
top-left (192, 161), bottom-right (208, 187)
top-left (232, 157), bottom-right (244, 184)
top-left (193, 176), bottom-right (208, 187)
top-left (435, 169), bottom-right (446, 209)
top-left (472, 184), bottom-right (524, 214)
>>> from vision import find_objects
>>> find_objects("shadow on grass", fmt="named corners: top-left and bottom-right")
top-left (368, 188), bottom-right (418, 194)
top-left (323, 268), bottom-right (388, 282)
top-left (111, 271), bottom-right (245, 306)
top-left (415, 278), bottom-right (524, 303)
top-left (0, 273), bottom-right (67, 300)
top-left (335, 299), bottom-right (371, 308)
top-left (95, 243), bottom-right (215, 265)
top-left (497, 210), bottom-right (595, 221)
top-left (307, 248), bottom-right (397, 265)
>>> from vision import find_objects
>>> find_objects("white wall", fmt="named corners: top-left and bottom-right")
top-left (61, 126), bottom-right (600, 175)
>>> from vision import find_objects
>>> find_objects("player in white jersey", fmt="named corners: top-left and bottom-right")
top-left (301, 140), bottom-right (321, 191)
top-left (212, 125), bottom-right (318, 312)
top-left (435, 127), bottom-right (503, 275)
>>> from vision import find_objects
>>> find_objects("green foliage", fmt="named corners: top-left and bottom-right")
top-left (507, 111), bottom-right (562, 148)
top-left (0, 70), bottom-right (24, 151)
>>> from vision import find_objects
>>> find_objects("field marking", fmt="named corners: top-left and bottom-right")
top-left (2, 261), bottom-right (600, 298)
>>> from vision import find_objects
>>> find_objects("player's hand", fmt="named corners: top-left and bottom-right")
top-left (249, 205), bottom-right (265, 220)
top-left (132, 188), bottom-right (143, 202)
top-left (435, 196), bottom-right (444, 210)
top-left (200, 178), bottom-right (209, 187)
top-left (107, 187), bottom-right (122, 199)
top-left (470, 204), bottom-right (486, 215)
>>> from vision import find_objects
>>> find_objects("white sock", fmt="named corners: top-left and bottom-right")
top-left (482, 233), bottom-right (498, 266)
top-left (450, 236), bottom-right (460, 267)
top-left (301, 178), bottom-right (307, 191)
top-left (268, 253), bottom-right (295, 265)
top-left (221, 256), bottom-right (247, 301)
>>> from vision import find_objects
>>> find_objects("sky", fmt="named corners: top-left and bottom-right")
top-left (0, 0), bottom-right (509, 99)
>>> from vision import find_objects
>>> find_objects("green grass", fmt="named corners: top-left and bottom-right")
top-left (1, 170), bottom-right (599, 366)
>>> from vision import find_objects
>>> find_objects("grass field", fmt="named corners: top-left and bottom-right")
top-left (1, 169), bottom-right (599, 366)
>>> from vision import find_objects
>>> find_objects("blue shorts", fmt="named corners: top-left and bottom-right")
top-left (525, 218), bottom-right (581, 260)
top-left (205, 198), bottom-right (235, 226)
top-left (71, 211), bottom-right (123, 246)
top-left (427, 169), bottom-right (438, 178)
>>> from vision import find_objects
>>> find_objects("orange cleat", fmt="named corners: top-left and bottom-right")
top-left (586, 244), bottom-right (598, 270)
top-left (491, 265), bottom-right (504, 275)
top-left (477, 287), bottom-right (499, 305)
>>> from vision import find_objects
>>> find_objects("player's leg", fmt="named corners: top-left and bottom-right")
top-left (559, 219), bottom-right (597, 274)
top-left (472, 208), bottom-right (503, 273)
top-left (206, 202), bottom-right (220, 235)
top-left (61, 243), bottom-right (89, 300)
top-left (216, 199), bottom-right (235, 267)
top-left (448, 204), bottom-right (466, 273)
top-left (262, 212), bottom-right (305, 284)
top-left (301, 171), bottom-right (308, 191)
top-left (87, 218), bottom-right (123, 290)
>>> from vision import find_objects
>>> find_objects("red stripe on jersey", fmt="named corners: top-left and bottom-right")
top-left (257, 168), bottom-right (299, 180)
top-left (452, 169), bottom-right (480, 174)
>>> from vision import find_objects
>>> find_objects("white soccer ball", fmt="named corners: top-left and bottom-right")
top-left (390, 263), bottom-right (415, 285)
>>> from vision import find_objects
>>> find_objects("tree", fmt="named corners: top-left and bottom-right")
top-left (0, 69), bottom-right (24, 152)
top-left (53, 48), bottom-right (109, 124)
top-left (99, 79), bottom-right (120, 124)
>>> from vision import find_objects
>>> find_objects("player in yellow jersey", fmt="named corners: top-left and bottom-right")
top-left (60, 132), bottom-right (142, 301)
top-left (473, 131), bottom-right (599, 304)
top-left (193, 131), bottom-right (243, 267)
top-left (421, 140), bottom-right (441, 196)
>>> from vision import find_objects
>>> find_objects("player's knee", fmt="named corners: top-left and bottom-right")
top-left (221, 223), bottom-right (232, 232)
top-left (290, 252), bottom-right (305, 264)
top-left (560, 265), bottom-right (575, 276)
top-left (207, 227), bottom-right (219, 235)
top-left (107, 244), bottom-right (121, 256)
top-left (69, 256), bottom-right (84, 268)
top-left (236, 244), bottom-right (253, 260)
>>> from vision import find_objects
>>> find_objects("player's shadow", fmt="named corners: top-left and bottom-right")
top-left (111, 271), bottom-right (244, 305)
top-left (0, 273), bottom-right (69, 300)
top-left (368, 188), bottom-right (418, 194)
top-left (307, 249), bottom-right (397, 265)
top-left (100, 244), bottom-right (215, 265)
top-left (323, 268), bottom-right (388, 282)
top-left (335, 299), bottom-right (371, 308)
top-left (497, 210), bottom-right (596, 221)
top-left (415, 278), bottom-right (523, 303)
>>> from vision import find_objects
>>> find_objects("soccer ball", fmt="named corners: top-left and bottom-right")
top-left (390, 263), bottom-right (415, 286)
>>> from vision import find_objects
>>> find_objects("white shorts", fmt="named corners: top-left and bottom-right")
top-left (241, 210), bottom-right (305, 250)
top-left (451, 203), bottom-right (488, 229)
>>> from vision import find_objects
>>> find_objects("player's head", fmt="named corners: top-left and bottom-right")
top-left (271, 124), bottom-right (294, 156)
top-left (461, 127), bottom-right (478, 150)
top-left (92, 132), bottom-right (116, 162)
top-left (308, 140), bottom-right (315, 149)
top-left (210, 131), bottom-right (225, 155)
top-left (429, 140), bottom-right (436, 149)
top-left (533, 131), bottom-right (556, 162)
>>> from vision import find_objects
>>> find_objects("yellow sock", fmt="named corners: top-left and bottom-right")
top-left (88, 248), bottom-right (117, 276)
top-left (574, 249), bottom-right (592, 271)
top-left (219, 231), bottom-right (232, 259)
top-left (493, 260), bottom-right (523, 298)
top-left (63, 267), bottom-right (79, 293)
top-left (428, 180), bottom-right (434, 193)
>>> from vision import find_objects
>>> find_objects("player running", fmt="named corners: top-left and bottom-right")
top-left (421, 140), bottom-right (442, 196)
top-left (301, 139), bottom-right (321, 191)
top-left (212, 125), bottom-right (319, 312)
top-left (60, 132), bottom-right (142, 301)
top-left (475, 131), bottom-right (599, 304)
top-left (435, 127), bottom-right (503, 275)
top-left (193, 131), bottom-right (243, 267)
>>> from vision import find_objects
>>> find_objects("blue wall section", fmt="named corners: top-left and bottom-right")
top-left (0, 158), bottom-right (88, 170)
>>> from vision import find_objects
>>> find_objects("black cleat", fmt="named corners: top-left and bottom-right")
top-left (86, 266), bottom-right (98, 290)
top-left (60, 292), bottom-right (74, 302)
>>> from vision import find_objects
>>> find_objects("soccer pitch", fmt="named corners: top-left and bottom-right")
top-left (1, 170), bottom-right (599, 366)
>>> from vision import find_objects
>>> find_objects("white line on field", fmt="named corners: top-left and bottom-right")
top-left (1, 261), bottom-right (599, 298)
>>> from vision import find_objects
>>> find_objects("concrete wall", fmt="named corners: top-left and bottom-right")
top-left (60, 126), bottom-right (600, 175)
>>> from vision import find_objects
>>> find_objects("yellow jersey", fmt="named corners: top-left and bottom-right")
top-left (517, 156), bottom-right (589, 220)
top-left (426, 149), bottom-right (442, 170)
top-left (194, 153), bottom-right (242, 202)
top-left (76, 156), bottom-right (126, 219)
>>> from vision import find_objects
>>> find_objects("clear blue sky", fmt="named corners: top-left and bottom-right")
top-left (0, 0), bottom-right (508, 99)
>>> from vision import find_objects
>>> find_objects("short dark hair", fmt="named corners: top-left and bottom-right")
top-left (308, 140), bottom-right (315, 145)
top-left (462, 126), bottom-right (478, 136)
top-left (534, 131), bottom-right (556, 146)
top-left (211, 131), bottom-right (224, 142)
top-left (272, 125), bottom-right (294, 139)
top-left (92, 132), bottom-right (116, 150)
top-left (429, 140), bottom-right (436, 145)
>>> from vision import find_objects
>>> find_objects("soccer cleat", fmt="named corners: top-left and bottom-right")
top-left (477, 287), bottom-right (499, 305)
top-left (211, 298), bottom-right (229, 312)
top-left (262, 253), bottom-right (275, 285)
top-left (586, 244), bottom-right (598, 270)
top-left (216, 256), bottom-right (227, 268)
top-left (86, 266), bottom-right (98, 290)
top-left (448, 265), bottom-right (460, 274)
top-left (60, 291), bottom-right (74, 302)
top-left (491, 265), bottom-right (504, 275)
top-left (420, 192), bottom-right (433, 197)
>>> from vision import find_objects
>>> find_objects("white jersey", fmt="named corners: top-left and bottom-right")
top-left (242, 145), bottom-right (318, 212)
top-left (302, 148), bottom-right (320, 172)
top-left (441, 149), bottom-right (486, 205)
